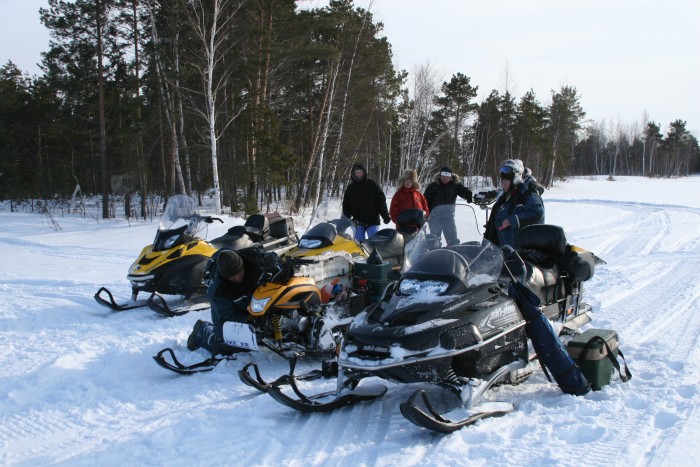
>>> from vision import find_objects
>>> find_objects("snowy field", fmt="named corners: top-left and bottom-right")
top-left (1, 176), bottom-right (699, 466)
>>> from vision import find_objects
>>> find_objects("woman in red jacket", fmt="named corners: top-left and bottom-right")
top-left (390, 169), bottom-right (429, 224)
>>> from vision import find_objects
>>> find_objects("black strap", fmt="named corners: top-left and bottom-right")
top-left (580, 336), bottom-right (632, 383)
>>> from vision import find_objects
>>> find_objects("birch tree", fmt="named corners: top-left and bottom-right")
top-left (186, 0), bottom-right (245, 214)
top-left (399, 64), bottom-right (441, 176)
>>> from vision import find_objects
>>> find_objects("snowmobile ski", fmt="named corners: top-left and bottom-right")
top-left (94, 287), bottom-right (146, 311)
top-left (238, 361), bottom-right (325, 394)
top-left (266, 374), bottom-right (387, 413)
top-left (152, 347), bottom-right (237, 375)
top-left (147, 292), bottom-right (210, 317)
top-left (399, 390), bottom-right (514, 433)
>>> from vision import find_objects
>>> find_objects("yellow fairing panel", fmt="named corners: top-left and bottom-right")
top-left (127, 241), bottom-right (217, 276)
top-left (249, 277), bottom-right (321, 317)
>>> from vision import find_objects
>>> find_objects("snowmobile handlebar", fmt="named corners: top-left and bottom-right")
top-left (473, 191), bottom-right (498, 207)
top-left (203, 216), bottom-right (224, 224)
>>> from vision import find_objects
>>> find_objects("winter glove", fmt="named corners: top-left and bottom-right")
top-left (382, 216), bottom-right (391, 224)
top-left (465, 189), bottom-right (473, 204)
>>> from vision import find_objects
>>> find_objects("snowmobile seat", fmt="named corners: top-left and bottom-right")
top-left (516, 224), bottom-right (596, 287)
top-left (244, 215), bottom-right (271, 242)
top-left (362, 229), bottom-right (405, 267)
top-left (396, 208), bottom-right (426, 234)
top-left (210, 226), bottom-right (256, 250)
top-left (516, 224), bottom-right (567, 257)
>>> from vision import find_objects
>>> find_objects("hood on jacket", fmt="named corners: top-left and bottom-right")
top-left (351, 162), bottom-right (367, 182)
top-left (397, 169), bottom-right (420, 190)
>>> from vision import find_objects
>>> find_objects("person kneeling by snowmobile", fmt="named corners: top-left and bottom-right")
top-left (187, 247), bottom-right (279, 355)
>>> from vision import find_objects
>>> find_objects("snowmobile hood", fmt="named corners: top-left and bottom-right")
top-left (286, 199), bottom-right (366, 259)
top-left (127, 240), bottom-right (217, 277)
top-left (298, 222), bottom-right (337, 249)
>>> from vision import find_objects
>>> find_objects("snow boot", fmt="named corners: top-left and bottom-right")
top-left (187, 319), bottom-right (213, 351)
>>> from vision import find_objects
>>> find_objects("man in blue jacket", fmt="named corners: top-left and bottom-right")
top-left (484, 159), bottom-right (544, 248)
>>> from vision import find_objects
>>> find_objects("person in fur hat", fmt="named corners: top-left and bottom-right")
top-left (423, 166), bottom-right (473, 245)
top-left (389, 169), bottom-right (429, 224)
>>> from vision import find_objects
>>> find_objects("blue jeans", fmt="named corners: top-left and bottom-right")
top-left (354, 224), bottom-right (379, 241)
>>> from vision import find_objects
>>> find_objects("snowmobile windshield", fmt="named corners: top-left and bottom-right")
top-left (400, 249), bottom-right (470, 295)
top-left (153, 195), bottom-right (205, 251)
top-left (402, 203), bottom-right (504, 285)
top-left (298, 199), bottom-right (355, 249)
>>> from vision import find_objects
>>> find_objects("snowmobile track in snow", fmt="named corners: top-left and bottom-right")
top-left (2, 183), bottom-right (700, 465)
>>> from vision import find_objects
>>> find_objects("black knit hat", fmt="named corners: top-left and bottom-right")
top-left (440, 166), bottom-right (452, 176)
top-left (217, 250), bottom-right (243, 277)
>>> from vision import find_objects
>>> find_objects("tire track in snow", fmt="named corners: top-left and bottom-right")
top-left (0, 237), bottom-right (135, 264)
top-left (496, 198), bottom-right (700, 465)
top-left (0, 411), bottom-right (90, 465)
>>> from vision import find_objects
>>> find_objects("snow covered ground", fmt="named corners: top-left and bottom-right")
top-left (1, 176), bottom-right (699, 466)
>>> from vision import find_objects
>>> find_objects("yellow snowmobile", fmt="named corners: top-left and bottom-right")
top-left (241, 201), bottom-right (428, 357)
top-left (94, 194), bottom-right (297, 316)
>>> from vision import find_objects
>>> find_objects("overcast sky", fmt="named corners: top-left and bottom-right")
top-left (2, 0), bottom-right (698, 136)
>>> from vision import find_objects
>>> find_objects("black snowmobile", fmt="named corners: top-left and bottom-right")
top-left (239, 203), bottom-right (602, 432)
top-left (94, 194), bottom-right (298, 316)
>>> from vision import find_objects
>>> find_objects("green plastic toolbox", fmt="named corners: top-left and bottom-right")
top-left (566, 328), bottom-right (619, 390)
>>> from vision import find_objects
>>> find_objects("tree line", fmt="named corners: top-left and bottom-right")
top-left (1, 0), bottom-right (698, 218)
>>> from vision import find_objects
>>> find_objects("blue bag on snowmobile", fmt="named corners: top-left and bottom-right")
top-left (508, 281), bottom-right (590, 396)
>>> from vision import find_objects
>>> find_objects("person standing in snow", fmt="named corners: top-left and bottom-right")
top-left (342, 162), bottom-right (391, 242)
top-left (187, 247), bottom-right (278, 356)
top-left (389, 169), bottom-right (429, 225)
top-left (423, 166), bottom-right (473, 246)
top-left (483, 159), bottom-right (544, 248)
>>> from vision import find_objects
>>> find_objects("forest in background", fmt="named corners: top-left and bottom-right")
top-left (1, 0), bottom-right (698, 219)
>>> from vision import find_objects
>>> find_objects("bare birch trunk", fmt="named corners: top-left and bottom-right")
top-left (313, 60), bottom-right (340, 207)
top-left (294, 62), bottom-right (335, 212)
top-left (96, 0), bottom-right (109, 218)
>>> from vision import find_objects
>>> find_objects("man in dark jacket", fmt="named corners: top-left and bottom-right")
top-left (342, 162), bottom-right (390, 241)
top-left (484, 159), bottom-right (544, 248)
top-left (187, 247), bottom-right (278, 356)
top-left (423, 166), bottom-right (473, 246)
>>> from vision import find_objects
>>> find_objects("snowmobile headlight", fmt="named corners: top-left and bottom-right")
top-left (250, 297), bottom-right (271, 313)
top-left (399, 279), bottom-right (449, 296)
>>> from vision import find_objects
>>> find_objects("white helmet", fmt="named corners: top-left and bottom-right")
top-left (500, 159), bottom-right (524, 185)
